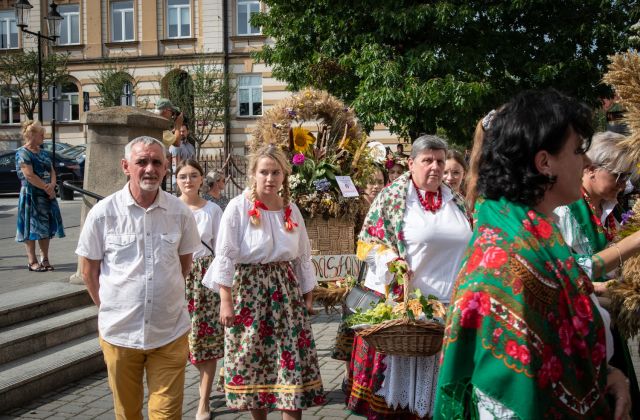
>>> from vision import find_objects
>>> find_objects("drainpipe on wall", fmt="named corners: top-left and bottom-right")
top-left (222, 0), bottom-right (231, 159)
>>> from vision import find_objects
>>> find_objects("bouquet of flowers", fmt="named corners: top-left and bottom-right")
top-left (251, 88), bottom-right (378, 219)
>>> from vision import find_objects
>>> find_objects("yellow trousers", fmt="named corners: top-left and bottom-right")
top-left (99, 334), bottom-right (189, 420)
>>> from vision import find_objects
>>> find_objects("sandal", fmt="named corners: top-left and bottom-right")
top-left (41, 258), bottom-right (55, 271)
top-left (28, 262), bottom-right (46, 272)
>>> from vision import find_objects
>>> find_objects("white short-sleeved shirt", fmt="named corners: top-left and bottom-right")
top-left (202, 195), bottom-right (316, 294)
top-left (364, 184), bottom-right (471, 302)
top-left (76, 184), bottom-right (201, 350)
top-left (192, 201), bottom-right (222, 259)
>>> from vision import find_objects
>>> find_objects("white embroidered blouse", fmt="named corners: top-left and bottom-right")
top-left (202, 194), bottom-right (317, 294)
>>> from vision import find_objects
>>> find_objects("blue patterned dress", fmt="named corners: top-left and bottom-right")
top-left (15, 147), bottom-right (65, 242)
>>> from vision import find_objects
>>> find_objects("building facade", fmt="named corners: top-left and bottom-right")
top-left (0, 0), bottom-right (398, 153)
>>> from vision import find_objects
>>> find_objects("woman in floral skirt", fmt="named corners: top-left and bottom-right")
top-left (203, 144), bottom-right (324, 420)
top-left (176, 159), bottom-right (224, 420)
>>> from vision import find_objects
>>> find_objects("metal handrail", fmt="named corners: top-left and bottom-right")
top-left (62, 181), bottom-right (104, 200)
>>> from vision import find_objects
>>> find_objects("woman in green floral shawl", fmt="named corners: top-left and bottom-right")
top-left (554, 131), bottom-right (640, 418)
top-left (435, 90), bottom-right (632, 420)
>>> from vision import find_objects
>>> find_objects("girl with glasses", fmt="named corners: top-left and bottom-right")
top-left (176, 159), bottom-right (224, 420)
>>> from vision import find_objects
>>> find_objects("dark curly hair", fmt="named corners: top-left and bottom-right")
top-left (476, 89), bottom-right (593, 207)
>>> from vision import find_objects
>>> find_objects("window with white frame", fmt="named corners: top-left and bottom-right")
top-left (120, 81), bottom-right (136, 106)
top-left (237, 0), bottom-right (260, 36)
top-left (61, 82), bottom-right (79, 121)
top-left (238, 75), bottom-right (262, 116)
top-left (111, 1), bottom-right (134, 42)
top-left (167, 0), bottom-right (191, 38)
top-left (58, 4), bottom-right (80, 45)
top-left (0, 10), bottom-right (18, 49)
top-left (0, 94), bottom-right (20, 124)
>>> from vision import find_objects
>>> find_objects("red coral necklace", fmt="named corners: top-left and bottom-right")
top-left (582, 189), bottom-right (616, 242)
top-left (412, 179), bottom-right (442, 213)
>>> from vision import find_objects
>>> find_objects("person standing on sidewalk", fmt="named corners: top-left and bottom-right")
top-left (76, 136), bottom-right (201, 420)
top-left (15, 120), bottom-right (65, 272)
top-left (175, 159), bottom-right (224, 420)
top-left (202, 144), bottom-right (325, 420)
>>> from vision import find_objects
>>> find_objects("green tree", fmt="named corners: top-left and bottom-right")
top-left (164, 54), bottom-right (233, 158)
top-left (254, 0), bottom-right (636, 145)
top-left (92, 60), bottom-right (138, 108)
top-left (0, 50), bottom-right (69, 120)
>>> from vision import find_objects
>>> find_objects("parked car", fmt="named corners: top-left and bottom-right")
top-left (42, 141), bottom-right (73, 154)
top-left (0, 149), bottom-right (83, 198)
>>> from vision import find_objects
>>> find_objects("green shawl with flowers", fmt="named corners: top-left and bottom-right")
top-left (434, 198), bottom-right (610, 420)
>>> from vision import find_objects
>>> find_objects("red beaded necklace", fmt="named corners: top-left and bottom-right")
top-left (412, 179), bottom-right (442, 213)
top-left (582, 189), bottom-right (616, 242)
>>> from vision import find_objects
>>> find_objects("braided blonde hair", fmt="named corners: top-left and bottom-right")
top-left (247, 144), bottom-right (292, 225)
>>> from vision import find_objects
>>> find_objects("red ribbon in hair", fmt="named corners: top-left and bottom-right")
top-left (284, 205), bottom-right (298, 231)
top-left (248, 200), bottom-right (269, 222)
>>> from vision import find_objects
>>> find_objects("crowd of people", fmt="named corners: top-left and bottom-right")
top-left (17, 88), bottom-right (629, 420)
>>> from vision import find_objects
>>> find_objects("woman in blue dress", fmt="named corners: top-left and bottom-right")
top-left (15, 120), bottom-right (65, 271)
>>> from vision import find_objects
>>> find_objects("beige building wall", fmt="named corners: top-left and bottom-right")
top-left (0, 0), bottom-right (400, 153)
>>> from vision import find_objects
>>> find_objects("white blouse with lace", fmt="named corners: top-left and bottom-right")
top-left (368, 184), bottom-right (472, 418)
top-left (201, 194), bottom-right (317, 294)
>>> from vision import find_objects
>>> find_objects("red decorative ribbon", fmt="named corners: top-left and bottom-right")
top-left (248, 200), bottom-right (269, 224)
top-left (284, 205), bottom-right (298, 232)
top-left (412, 180), bottom-right (442, 213)
top-left (248, 200), bottom-right (297, 232)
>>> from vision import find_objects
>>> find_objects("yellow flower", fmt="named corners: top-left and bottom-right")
top-left (292, 127), bottom-right (315, 153)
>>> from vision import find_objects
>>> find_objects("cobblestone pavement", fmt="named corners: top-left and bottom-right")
top-left (1, 311), bottom-right (355, 420)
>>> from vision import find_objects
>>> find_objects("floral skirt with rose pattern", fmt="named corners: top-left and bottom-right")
top-left (222, 262), bottom-right (326, 410)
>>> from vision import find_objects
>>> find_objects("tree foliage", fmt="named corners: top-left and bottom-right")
top-left (0, 50), bottom-right (69, 120)
top-left (164, 54), bottom-right (233, 158)
top-left (254, 0), bottom-right (637, 145)
top-left (92, 60), bottom-right (138, 108)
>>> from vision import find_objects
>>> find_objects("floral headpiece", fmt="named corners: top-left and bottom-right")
top-left (481, 109), bottom-right (496, 131)
top-left (385, 153), bottom-right (409, 170)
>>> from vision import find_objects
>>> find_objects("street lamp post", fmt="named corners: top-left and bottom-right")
top-left (13, 1), bottom-right (63, 164)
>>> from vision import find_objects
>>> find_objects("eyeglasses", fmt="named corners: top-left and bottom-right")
top-left (597, 164), bottom-right (632, 184)
top-left (177, 173), bottom-right (201, 181)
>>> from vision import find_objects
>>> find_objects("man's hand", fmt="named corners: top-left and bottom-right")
top-left (81, 257), bottom-right (102, 307)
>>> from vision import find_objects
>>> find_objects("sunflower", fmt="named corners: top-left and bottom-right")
top-left (291, 127), bottom-right (315, 153)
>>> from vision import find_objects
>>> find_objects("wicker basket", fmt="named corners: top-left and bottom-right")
top-left (357, 317), bottom-right (444, 356)
top-left (305, 216), bottom-right (355, 255)
top-left (356, 271), bottom-right (445, 356)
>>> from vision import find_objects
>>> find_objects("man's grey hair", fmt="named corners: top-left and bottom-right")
top-left (410, 134), bottom-right (448, 159)
top-left (586, 131), bottom-right (632, 174)
top-left (124, 136), bottom-right (166, 160)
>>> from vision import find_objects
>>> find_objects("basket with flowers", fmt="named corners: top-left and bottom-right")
top-left (251, 88), bottom-right (378, 221)
top-left (345, 259), bottom-right (446, 357)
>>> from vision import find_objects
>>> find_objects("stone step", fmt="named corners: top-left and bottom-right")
top-left (0, 305), bottom-right (98, 365)
top-left (0, 334), bottom-right (104, 411)
top-left (0, 282), bottom-right (92, 328)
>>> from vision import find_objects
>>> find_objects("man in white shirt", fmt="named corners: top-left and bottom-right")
top-left (76, 136), bottom-right (200, 419)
